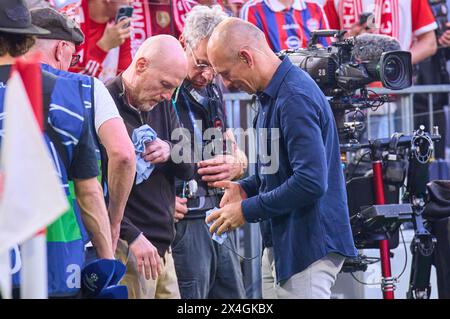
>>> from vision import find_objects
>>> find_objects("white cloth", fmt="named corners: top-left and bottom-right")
top-left (93, 77), bottom-right (122, 134)
top-left (0, 251), bottom-right (11, 299)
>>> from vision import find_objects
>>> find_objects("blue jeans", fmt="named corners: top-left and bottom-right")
top-left (172, 217), bottom-right (246, 299)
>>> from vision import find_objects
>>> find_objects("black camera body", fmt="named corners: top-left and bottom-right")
top-left (279, 30), bottom-right (413, 102)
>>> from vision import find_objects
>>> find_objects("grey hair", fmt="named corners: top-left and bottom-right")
top-left (182, 5), bottom-right (228, 49)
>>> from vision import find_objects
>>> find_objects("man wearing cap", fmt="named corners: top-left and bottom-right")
top-left (26, 7), bottom-right (136, 254)
top-left (0, 0), bottom-right (114, 297)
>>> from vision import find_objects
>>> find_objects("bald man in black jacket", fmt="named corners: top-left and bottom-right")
top-left (107, 35), bottom-right (195, 299)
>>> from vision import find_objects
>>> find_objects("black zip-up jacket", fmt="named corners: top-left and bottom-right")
top-left (107, 75), bottom-right (195, 256)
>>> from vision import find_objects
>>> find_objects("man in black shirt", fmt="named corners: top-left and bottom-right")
top-left (107, 34), bottom-right (195, 299)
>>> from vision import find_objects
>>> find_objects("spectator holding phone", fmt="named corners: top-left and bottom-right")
top-left (62, 0), bottom-right (133, 82)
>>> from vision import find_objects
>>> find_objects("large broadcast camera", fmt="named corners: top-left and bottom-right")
top-left (279, 30), bottom-right (413, 110)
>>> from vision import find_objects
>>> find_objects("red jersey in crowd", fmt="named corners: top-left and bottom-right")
top-left (323, 0), bottom-right (438, 50)
top-left (130, 0), bottom-right (200, 56)
top-left (61, 1), bottom-right (132, 82)
top-left (240, 0), bottom-right (330, 52)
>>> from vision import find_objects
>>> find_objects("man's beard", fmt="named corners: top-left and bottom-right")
top-left (139, 100), bottom-right (159, 112)
top-left (135, 91), bottom-right (159, 111)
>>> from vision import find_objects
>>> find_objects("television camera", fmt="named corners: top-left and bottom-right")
top-left (279, 30), bottom-right (412, 108)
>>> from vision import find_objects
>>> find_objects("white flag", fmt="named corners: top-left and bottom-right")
top-left (0, 251), bottom-right (11, 299)
top-left (0, 71), bottom-right (69, 255)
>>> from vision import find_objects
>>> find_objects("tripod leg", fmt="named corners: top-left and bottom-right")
top-left (407, 236), bottom-right (434, 299)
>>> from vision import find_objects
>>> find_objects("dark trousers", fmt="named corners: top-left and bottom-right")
top-left (172, 217), bottom-right (246, 299)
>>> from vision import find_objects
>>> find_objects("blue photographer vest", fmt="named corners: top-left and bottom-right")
top-left (42, 65), bottom-right (107, 200)
top-left (0, 67), bottom-right (90, 297)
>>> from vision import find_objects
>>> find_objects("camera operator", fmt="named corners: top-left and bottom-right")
top-left (414, 0), bottom-right (450, 159)
top-left (62, 0), bottom-right (133, 82)
top-left (205, 18), bottom-right (358, 299)
top-left (107, 35), bottom-right (195, 299)
top-left (170, 5), bottom-right (247, 299)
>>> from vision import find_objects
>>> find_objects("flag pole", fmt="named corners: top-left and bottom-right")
top-left (14, 56), bottom-right (48, 299)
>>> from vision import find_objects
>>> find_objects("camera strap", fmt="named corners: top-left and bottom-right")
top-left (206, 83), bottom-right (224, 132)
top-left (179, 87), bottom-right (204, 148)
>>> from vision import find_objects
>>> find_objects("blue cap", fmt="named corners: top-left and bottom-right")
top-left (81, 259), bottom-right (128, 299)
top-left (97, 285), bottom-right (128, 299)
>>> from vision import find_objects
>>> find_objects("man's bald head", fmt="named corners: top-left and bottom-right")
top-left (208, 18), bottom-right (269, 63)
top-left (123, 35), bottom-right (188, 111)
top-left (206, 18), bottom-right (280, 94)
top-left (132, 34), bottom-right (188, 76)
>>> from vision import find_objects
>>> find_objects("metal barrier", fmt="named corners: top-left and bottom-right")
top-left (224, 85), bottom-right (450, 138)
top-left (368, 85), bottom-right (450, 140)
top-left (222, 84), bottom-right (450, 299)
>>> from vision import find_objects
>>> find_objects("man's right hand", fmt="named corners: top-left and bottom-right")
top-left (210, 181), bottom-right (248, 208)
top-left (97, 18), bottom-right (132, 52)
top-left (174, 196), bottom-right (188, 223)
top-left (129, 234), bottom-right (161, 280)
top-left (439, 23), bottom-right (450, 47)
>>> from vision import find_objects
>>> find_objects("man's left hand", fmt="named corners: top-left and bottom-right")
top-left (205, 201), bottom-right (246, 236)
top-left (198, 154), bottom-right (242, 185)
top-left (142, 138), bottom-right (171, 164)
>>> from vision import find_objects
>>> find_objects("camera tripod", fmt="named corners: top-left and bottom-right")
top-left (342, 126), bottom-right (440, 299)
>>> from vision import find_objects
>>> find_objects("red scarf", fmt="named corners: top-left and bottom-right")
top-left (339, 0), bottom-right (398, 39)
top-left (130, 0), bottom-right (153, 56)
top-left (339, 0), bottom-right (363, 30)
top-left (130, 0), bottom-right (198, 56)
top-left (374, 0), bottom-right (398, 39)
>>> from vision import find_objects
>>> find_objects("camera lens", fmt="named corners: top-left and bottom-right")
top-left (380, 52), bottom-right (411, 90)
top-left (384, 58), bottom-right (401, 82)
